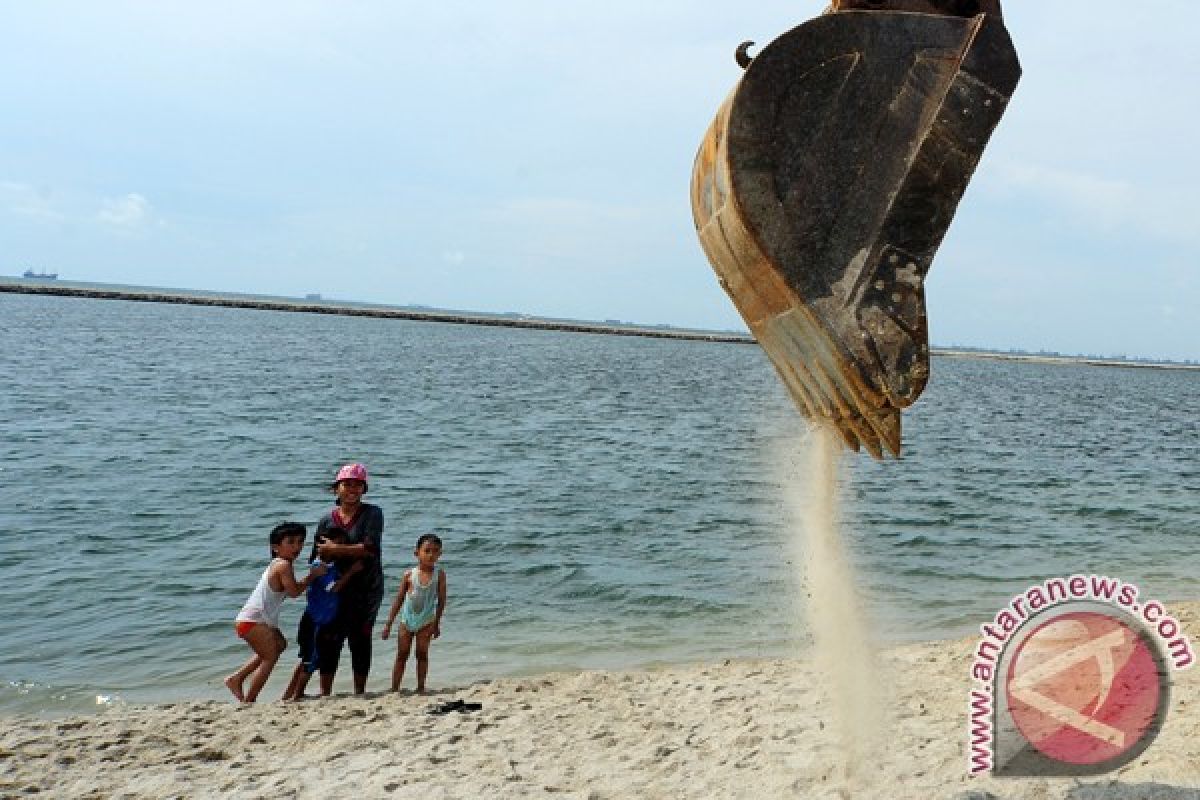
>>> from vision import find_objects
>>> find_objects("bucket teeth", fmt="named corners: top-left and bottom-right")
top-left (764, 305), bottom-right (900, 458)
top-left (690, 7), bottom-right (1018, 459)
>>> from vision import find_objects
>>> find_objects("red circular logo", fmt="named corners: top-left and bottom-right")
top-left (1005, 611), bottom-right (1164, 765)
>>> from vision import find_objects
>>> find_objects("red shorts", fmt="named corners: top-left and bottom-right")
top-left (235, 620), bottom-right (257, 639)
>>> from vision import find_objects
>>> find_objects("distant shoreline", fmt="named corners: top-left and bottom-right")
top-left (4, 278), bottom-right (1197, 371)
top-left (931, 348), bottom-right (1200, 371)
top-left (0, 279), bottom-right (750, 345)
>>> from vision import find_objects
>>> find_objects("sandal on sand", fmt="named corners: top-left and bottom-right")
top-left (429, 699), bottom-right (483, 715)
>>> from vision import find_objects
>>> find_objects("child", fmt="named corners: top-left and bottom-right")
top-left (225, 522), bottom-right (326, 703)
top-left (381, 533), bottom-right (447, 694)
top-left (281, 528), bottom-right (363, 701)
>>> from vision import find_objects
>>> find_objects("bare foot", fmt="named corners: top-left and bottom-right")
top-left (224, 675), bottom-right (245, 702)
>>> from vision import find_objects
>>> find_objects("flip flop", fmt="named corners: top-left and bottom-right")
top-left (428, 699), bottom-right (483, 715)
top-left (429, 699), bottom-right (465, 715)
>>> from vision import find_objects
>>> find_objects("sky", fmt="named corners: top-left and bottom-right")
top-left (2, 1), bottom-right (1197, 361)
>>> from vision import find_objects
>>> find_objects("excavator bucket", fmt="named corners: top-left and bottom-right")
top-left (691, 1), bottom-right (1020, 458)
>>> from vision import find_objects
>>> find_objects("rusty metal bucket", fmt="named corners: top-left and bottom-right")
top-left (691, 3), bottom-right (1020, 457)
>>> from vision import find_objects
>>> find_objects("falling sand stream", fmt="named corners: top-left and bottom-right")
top-left (785, 423), bottom-right (882, 785)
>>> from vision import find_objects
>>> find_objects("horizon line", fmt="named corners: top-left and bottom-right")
top-left (3, 276), bottom-right (1197, 371)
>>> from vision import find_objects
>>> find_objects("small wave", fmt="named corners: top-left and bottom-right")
top-left (637, 594), bottom-right (731, 618)
top-left (893, 534), bottom-right (938, 547)
top-left (553, 580), bottom-right (629, 604)
top-left (506, 541), bottom-right (546, 554)
top-left (0, 679), bottom-right (112, 717)
top-left (515, 563), bottom-right (563, 577)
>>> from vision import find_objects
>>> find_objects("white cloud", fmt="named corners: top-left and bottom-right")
top-left (991, 161), bottom-right (1197, 245)
top-left (441, 249), bottom-right (465, 265)
top-left (995, 162), bottom-right (1129, 218)
top-left (1, 181), bottom-right (62, 222)
top-left (98, 193), bottom-right (150, 228)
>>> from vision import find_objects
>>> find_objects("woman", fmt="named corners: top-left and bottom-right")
top-left (314, 462), bottom-right (385, 695)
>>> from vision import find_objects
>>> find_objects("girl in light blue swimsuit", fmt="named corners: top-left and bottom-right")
top-left (381, 533), bottom-right (448, 693)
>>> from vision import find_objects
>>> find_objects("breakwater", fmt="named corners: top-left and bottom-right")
top-left (0, 279), bottom-right (753, 345)
top-left (5, 279), bottom-right (1195, 371)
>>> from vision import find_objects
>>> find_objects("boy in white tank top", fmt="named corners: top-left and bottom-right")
top-left (225, 522), bottom-right (327, 703)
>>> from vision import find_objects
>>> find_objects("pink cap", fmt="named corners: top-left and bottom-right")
top-left (335, 463), bottom-right (368, 484)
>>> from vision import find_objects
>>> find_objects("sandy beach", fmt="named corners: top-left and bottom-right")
top-left (2, 603), bottom-right (1195, 799)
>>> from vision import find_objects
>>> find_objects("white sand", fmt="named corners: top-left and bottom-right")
top-left (3, 603), bottom-right (1196, 799)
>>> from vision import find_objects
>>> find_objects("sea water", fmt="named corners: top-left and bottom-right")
top-left (1, 292), bottom-right (1197, 715)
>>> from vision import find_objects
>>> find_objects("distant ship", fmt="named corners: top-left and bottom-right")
top-left (22, 269), bottom-right (58, 280)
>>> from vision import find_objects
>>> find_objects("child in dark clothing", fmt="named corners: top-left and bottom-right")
top-left (281, 528), bottom-right (362, 701)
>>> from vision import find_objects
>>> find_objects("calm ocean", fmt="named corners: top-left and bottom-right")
top-left (1, 292), bottom-right (1197, 715)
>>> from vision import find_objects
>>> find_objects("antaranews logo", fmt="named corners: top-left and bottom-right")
top-left (966, 575), bottom-right (1193, 777)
